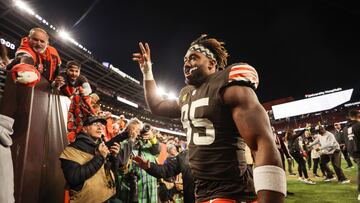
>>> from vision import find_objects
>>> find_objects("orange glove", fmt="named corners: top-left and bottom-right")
top-left (11, 63), bottom-right (40, 87)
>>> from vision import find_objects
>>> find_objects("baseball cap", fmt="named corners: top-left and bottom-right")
top-left (83, 115), bottom-right (107, 126)
top-left (66, 60), bottom-right (81, 69)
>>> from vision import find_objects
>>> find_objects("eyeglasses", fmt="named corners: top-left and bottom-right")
top-left (91, 122), bottom-right (105, 127)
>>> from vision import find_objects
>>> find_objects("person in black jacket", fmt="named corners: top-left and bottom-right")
top-left (333, 122), bottom-right (353, 168)
top-left (343, 109), bottom-right (360, 200)
top-left (133, 149), bottom-right (195, 203)
top-left (60, 116), bottom-right (122, 203)
top-left (285, 127), bottom-right (315, 184)
top-left (272, 127), bottom-right (292, 171)
top-left (272, 126), bottom-right (295, 195)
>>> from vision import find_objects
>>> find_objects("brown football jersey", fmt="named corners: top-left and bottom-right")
top-left (178, 63), bottom-right (258, 202)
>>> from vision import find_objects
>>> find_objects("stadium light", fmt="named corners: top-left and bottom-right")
top-left (0, 38), bottom-right (16, 50)
top-left (58, 30), bottom-right (71, 41)
top-left (116, 96), bottom-right (139, 108)
top-left (13, 0), bottom-right (92, 55)
top-left (345, 101), bottom-right (360, 107)
top-left (156, 86), bottom-right (179, 100)
top-left (109, 64), bottom-right (140, 84)
top-left (14, 0), bottom-right (35, 16)
top-left (168, 92), bottom-right (177, 100)
top-left (157, 86), bottom-right (165, 96)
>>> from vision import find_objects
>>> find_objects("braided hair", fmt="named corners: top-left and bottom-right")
top-left (190, 34), bottom-right (229, 70)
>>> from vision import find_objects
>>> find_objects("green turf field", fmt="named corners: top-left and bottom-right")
top-left (285, 160), bottom-right (358, 203)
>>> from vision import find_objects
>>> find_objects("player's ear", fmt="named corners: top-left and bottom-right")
top-left (208, 59), bottom-right (217, 71)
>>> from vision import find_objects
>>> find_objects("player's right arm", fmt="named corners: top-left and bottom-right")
top-left (132, 42), bottom-right (180, 118)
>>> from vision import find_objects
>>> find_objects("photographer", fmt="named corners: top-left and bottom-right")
top-left (116, 118), bottom-right (161, 203)
top-left (59, 115), bottom-right (120, 203)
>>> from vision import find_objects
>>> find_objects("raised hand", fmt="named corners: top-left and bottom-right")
top-left (54, 75), bottom-right (65, 89)
top-left (98, 142), bottom-right (110, 158)
top-left (132, 42), bottom-right (154, 80)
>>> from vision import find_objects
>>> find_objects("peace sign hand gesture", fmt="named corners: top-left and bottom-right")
top-left (132, 42), bottom-right (154, 80)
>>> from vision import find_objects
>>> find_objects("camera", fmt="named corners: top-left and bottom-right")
top-left (140, 123), bottom-right (151, 135)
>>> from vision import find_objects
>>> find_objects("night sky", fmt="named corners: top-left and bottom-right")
top-left (29, 0), bottom-right (360, 103)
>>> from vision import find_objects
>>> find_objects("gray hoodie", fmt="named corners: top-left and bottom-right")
top-left (309, 131), bottom-right (340, 155)
top-left (0, 114), bottom-right (14, 203)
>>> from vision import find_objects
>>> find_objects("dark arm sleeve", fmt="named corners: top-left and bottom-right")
top-left (280, 137), bottom-right (291, 158)
top-left (149, 142), bottom-right (161, 155)
top-left (290, 129), bottom-right (306, 141)
top-left (5, 57), bottom-right (20, 70)
top-left (60, 155), bottom-right (105, 188)
top-left (338, 131), bottom-right (345, 145)
top-left (146, 156), bottom-right (181, 179)
top-left (5, 55), bottom-right (33, 70)
top-left (354, 123), bottom-right (360, 139)
top-left (18, 54), bottom-right (35, 65)
top-left (297, 129), bottom-right (306, 138)
top-left (106, 131), bottom-right (129, 147)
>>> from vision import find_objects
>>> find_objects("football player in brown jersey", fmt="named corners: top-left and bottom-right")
top-left (132, 35), bottom-right (285, 203)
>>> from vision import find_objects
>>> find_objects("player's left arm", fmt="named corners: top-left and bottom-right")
top-left (223, 85), bottom-right (285, 203)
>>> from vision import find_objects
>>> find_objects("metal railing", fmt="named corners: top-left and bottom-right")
top-left (0, 69), bottom-right (6, 104)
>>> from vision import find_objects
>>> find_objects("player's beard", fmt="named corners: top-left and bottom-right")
top-left (184, 66), bottom-right (208, 87)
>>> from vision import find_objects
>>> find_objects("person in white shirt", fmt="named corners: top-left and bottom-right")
top-left (309, 133), bottom-right (326, 178)
top-left (308, 125), bottom-right (349, 183)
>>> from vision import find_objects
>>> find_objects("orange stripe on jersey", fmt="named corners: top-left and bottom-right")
top-left (229, 73), bottom-right (259, 88)
top-left (228, 64), bottom-right (259, 89)
top-left (229, 73), bottom-right (258, 82)
top-left (230, 66), bottom-right (257, 75)
top-left (229, 69), bottom-right (257, 77)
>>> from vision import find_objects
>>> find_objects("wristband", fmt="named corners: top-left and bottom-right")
top-left (142, 61), bottom-right (154, 81)
top-left (253, 165), bottom-right (287, 196)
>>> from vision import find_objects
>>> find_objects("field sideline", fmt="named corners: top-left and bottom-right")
top-left (285, 160), bottom-right (358, 203)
